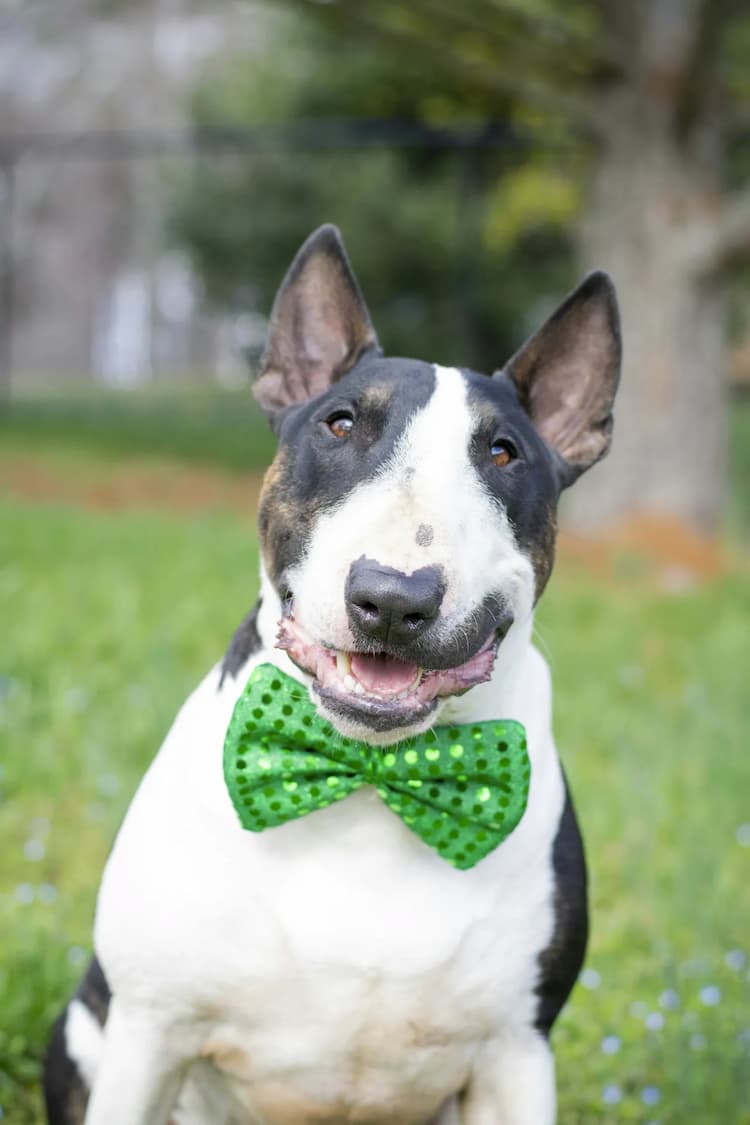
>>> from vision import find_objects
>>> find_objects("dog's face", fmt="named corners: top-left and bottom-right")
top-left (255, 226), bottom-right (620, 742)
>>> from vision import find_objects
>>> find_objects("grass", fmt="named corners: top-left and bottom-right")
top-left (1, 392), bottom-right (749, 1122)
top-left (0, 383), bottom-right (276, 473)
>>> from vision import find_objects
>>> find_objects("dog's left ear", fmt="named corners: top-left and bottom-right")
top-left (502, 271), bottom-right (621, 486)
top-left (254, 224), bottom-right (379, 422)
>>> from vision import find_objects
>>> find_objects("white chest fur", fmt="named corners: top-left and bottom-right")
top-left (93, 642), bottom-right (564, 1124)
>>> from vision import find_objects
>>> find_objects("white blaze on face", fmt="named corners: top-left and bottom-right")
top-left (288, 365), bottom-right (536, 652)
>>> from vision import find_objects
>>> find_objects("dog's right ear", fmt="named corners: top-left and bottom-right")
top-left (253, 225), bottom-right (379, 424)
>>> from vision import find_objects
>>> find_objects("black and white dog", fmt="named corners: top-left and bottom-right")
top-left (44, 225), bottom-right (620, 1125)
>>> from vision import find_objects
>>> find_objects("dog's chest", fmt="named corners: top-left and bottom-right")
top-left (103, 775), bottom-right (555, 1123)
top-left (95, 656), bottom-right (562, 1123)
top-left (172, 792), bottom-right (552, 1122)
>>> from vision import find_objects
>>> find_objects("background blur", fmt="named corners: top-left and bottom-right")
top-left (1, 2), bottom-right (749, 1122)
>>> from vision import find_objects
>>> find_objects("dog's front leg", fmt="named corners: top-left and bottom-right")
top-left (83, 1000), bottom-right (188, 1125)
top-left (459, 1029), bottom-right (556, 1125)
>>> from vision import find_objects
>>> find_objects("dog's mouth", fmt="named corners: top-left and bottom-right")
top-left (276, 614), bottom-right (499, 732)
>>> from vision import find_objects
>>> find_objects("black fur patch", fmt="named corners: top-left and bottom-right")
top-left (220, 599), bottom-right (263, 687)
top-left (260, 357), bottom-right (563, 608)
top-left (464, 369), bottom-right (562, 600)
top-left (258, 355), bottom-right (436, 591)
top-left (43, 957), bottom-right (111, 1125)
top-left (534, 778), bottom-right (589, 1036)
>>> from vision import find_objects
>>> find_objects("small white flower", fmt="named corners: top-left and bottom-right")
top-left (618, 664), bottom-right (644, 688)
top-left (62, 687), bottom-right (88, 713)
top-left (699, 985), bottom-right (721, 1007)
top-left (24, 838), bottom-right (45, 862)
top-left (601, 1084), bottom-right (623, 1105)
top-left (736, 824), bottom-right (750, 847)
top-left (15, 883), bottom-right (34, 904)
top-left (98, 773), bottom-right (121, 797)
top-left (725, 950), bottom-right (746, 972)
top-left (38, 883), bottom-right (57, 904)
top-left (580, 968), bottom-right (601, 990)
top-left (645, 1011), bottom-right (665, 1031)
top-left (67, 945), bottom-right (87, 967)
top-left (641, 1086), bottom-right (661, 1106)
top-left (690, 1033), bottom-right (707, 1050)
top-left (659, 989), bottom-right (680, 1010)
top-left (601, 1035), bottom-right (621, 1055)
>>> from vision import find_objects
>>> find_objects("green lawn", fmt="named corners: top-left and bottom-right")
top-left (2, 447), bottom-right (750, 1121)
top-left (0, 383), bottom-right (276, 473)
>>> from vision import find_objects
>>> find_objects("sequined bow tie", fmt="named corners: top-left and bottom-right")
top-left (223, 663), bottom-right (530, 870)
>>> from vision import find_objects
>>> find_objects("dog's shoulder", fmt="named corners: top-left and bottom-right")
top-left (219, 598), bottom-right (263, 688)
top-left (535, 777), bottom-right (588, 1034)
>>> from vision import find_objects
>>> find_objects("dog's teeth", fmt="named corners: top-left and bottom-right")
top-left (337, 652), bottom-right (352, 677)
top-left (343, 674), bottom-right (356, 692)
top-left (353, 681), bottom-right (365, 695)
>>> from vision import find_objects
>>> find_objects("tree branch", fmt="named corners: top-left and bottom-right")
top-left (681, 186), bottom-right (750, 275)
top-left (457, 0), bottom-right (628, 74)
top-left (674, 0), bottom-right (737, 135)
top-left (294, 1), bottom-right (610, 138)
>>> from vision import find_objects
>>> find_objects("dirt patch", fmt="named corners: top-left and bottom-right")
top-left (0, 454), bottom-right (263, 519)
top-left (558, 513), bottom-right (732, 587)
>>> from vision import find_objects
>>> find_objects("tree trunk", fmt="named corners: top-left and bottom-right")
top-left (564, 96), bottom-right (727, 533)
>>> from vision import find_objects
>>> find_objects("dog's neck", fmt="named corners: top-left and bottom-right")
top-left (254, 566), bottom-right (536, 737)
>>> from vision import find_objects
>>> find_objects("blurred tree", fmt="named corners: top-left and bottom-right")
top-left (281, 0), bottom-right (750, 531)
top-left (167, 15), bottom-right (573, 378)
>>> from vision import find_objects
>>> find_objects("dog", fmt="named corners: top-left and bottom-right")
top-left (44, 224), bottom-right (620, 1125)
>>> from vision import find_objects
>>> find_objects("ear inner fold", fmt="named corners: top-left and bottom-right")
top-left (254, 224), bottom-right (379, 420)
top-left (504, 271), bottom-right (621, 483)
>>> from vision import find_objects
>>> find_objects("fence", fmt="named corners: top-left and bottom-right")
top-left (0, 120), bottom-right (521, 395)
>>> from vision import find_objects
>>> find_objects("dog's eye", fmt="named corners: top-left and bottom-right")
top-left (491, 440), bottom-right (516, 468)
top-left (326, 412), bottom-right (354, 439)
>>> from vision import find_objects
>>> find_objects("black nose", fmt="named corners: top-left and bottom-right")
top-left (345, 557), bottom-right (445, 646)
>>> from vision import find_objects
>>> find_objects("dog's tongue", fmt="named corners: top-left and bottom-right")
top-left (350, 653), bottom-right (420, 697)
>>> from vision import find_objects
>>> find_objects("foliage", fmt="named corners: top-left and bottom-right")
top-left (167, 13), bottom-right (573, 372)
top-left (287, 0), bottom-right (750, 139)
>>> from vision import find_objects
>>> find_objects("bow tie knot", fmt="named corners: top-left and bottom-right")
top-left (224, 663), bottom-right (530, 870)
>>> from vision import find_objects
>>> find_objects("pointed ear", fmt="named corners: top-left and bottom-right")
top-left (503, 271), bottom-right (621, 486)
top-left (253, 224), bottom-right (379, 422)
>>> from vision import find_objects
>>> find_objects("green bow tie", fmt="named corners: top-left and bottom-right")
top-left (223, 663), bottom-right (530, 870)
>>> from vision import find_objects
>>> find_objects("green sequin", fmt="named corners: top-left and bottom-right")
top-left (223, 664), bottom-right (530, 871)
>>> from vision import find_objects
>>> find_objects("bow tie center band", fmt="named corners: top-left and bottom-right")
top-left (223, 663), bottom-right (530, 870)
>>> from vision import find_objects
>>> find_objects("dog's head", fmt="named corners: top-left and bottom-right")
top-left (254, 225), bottom-right (620, 743)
